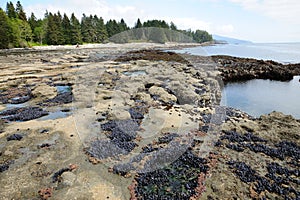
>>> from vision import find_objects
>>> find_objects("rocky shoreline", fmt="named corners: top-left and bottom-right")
top-left (214, 55), bottom-right (300, 83)
top-left (0, 44), bottom-right (299, 200)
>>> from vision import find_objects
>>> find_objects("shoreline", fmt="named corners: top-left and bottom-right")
top-left (0, 44), bottom-right (299, 199)
top-left (0, 42), bottom-right (202, 55)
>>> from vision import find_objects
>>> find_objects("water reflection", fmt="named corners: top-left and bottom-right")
top-left (221, 76), bottom-right (300, 119)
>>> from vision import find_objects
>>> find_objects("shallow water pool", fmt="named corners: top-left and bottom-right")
top-left (221, 76), bottom-right (300, 119)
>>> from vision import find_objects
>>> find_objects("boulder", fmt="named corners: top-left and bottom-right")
top-left (32, 83), bottom-right (57, 101)
top-left (148, 86), bottom-right (177, 104)
top-left (169, 81), bottom-right (198, 105)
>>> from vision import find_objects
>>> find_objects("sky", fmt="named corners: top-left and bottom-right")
top-left (1, 0), bottom-right (300, 43)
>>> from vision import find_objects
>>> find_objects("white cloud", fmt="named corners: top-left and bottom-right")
top-left (229, 0), bottom-right (300, 24)
top-left (25, 0), bottom-right (143, 25)
top-left (164, 17), bottom-right (211, 31)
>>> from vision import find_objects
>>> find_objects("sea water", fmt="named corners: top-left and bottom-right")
top-left (176, 43), bottom-right (300, 118)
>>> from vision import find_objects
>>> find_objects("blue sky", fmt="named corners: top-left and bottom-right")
top-left (1, 0), bottom-right (300, 42)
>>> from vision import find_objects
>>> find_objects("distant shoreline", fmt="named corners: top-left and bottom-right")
top-left (0, 41), bottom-right (224, 57)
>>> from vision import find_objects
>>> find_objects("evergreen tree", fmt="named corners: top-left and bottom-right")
top-left (8, 18), bottom-right (32, 47)
top-left (81, 14), bottom-right (96, 43)
top-left (62, 13), bottom-right (71, 44)
top-left (45, 13), bottom-right (57, 45)
top-left (0, 8), bottom-right (12, 48)
top-left (28, 12), bottom-right (37, 31)
top-left (31, 11), bottom-right (47, 44)
top-left (170, 22), bottom-right (177, 30)
top-left (70, 13), bottom-right (82, 45)
top-left (18, 19), bottom-right (32, 43)
top-left (143, 20), bottom-right (169, 29)
top-left (33, 26), bottom-right (45, 44)
top-left (16, 1), bottom-right (26, 21)
top-left (106, 19), bottom-right (120, 37)
top-left (0, 3), bottom-right (213, 47)
top-left (119, 18), bottom-right (128, 32)
top-left (54, 12), bottom-right (64, 44)
top-left (6, 2), bottom-right (17, 18)
top-left (193, 29), bottom-right (213, 43)
top-left (135, 18), bottom-right (142, 28)
top-left (94, 15), bottom-right (108, 43)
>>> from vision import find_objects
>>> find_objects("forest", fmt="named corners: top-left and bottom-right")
top-left (0, 1), bottom-right (213, 49)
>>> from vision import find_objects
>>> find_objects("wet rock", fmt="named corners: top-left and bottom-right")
top-left (221, 130), bottom-right (300, 162)
top-left (86, 139), bottom-right (130, 160)
top-left (200, 125), bottom-right (210, 133)
top-left (101, 120), bottom-right (139, 139)
top-left (213, 55), bottom-right (300, 83)
top-left (115, 49), bottom-right (189, 64)
top-left (129, 108), bottom-right (144, 120)
top-left (52, 167), bottom-right (72, 183)
top-left (158, 133), bottom-right (179, 144)
top-left (6, 133), bottom-right (23, 141)
top-left (141, 144), bottom-right (160, 153)
top-left (132, 150), bottom-right (209, 199)
top-left (0, 163), bottom-right (10, 173)
top-left (0, 87), bottom-right (32, 104)
top-left (39, 129), bottom-right (49, 134)
top-left (41, 92), bottom-right (73, 106)
top-left (227, 161), bottom-right (257, 183)
top-left (0, 107), bottom-right (48, 121)
top-left (101, 120), bottom-right (139, 152)
top-left (227, 161), bottom-right (299, 199)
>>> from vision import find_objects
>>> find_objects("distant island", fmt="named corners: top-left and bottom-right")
top-left (213, 34), bottom-right (252, 44)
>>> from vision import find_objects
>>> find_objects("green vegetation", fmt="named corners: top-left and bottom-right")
top-left (0, 1), bottom-right (213, 49)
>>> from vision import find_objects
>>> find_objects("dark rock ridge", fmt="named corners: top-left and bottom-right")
top-left (132, 149), bottom-right (209, 200)
top-left (0, 87), bottom-right (32, 104)
top-left (0, 107), bottom-right (48, 121)
top-left (115, 49), bottom-right (190, 64)
top-left (213, 55), bottom-right (300, 83)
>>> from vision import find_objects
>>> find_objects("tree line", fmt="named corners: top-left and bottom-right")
top-left (0, 1), bottom-right (213, 49)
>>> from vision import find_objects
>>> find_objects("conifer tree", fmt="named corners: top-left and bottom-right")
top-left (55, 12), bottom-right (64, 44)
top-left (119, 18), bottom-right (129, 32)
top-left (62, 13), bottom-right (71, 44)
top-left (81, 14), bottom-right (96, 43)
top-left (106, 19), bottom-right (120, 37)
top-left (45, 13), bottom-right (58, 45)
top-left (94, 15), bottom-right (108, 42)
top-left (70, 13), bottom-right (82, 45)
top-left (6, 2), bottom-right (17, 18)
top-left (170, 22), bottom-right (177, 30)
top-left (0, 8), bottom-right (12, 48)
top-left (28, 12), bottom-right (37, 31)
top-left (16, 1), bottom-right (26, 21)
top-left (135, 18), bottom-right (142, 29)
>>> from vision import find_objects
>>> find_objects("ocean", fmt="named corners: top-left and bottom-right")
top-left (176, 42), bottom-right (300, 64)
top-left (176, 43), bottom-right (300, 119)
